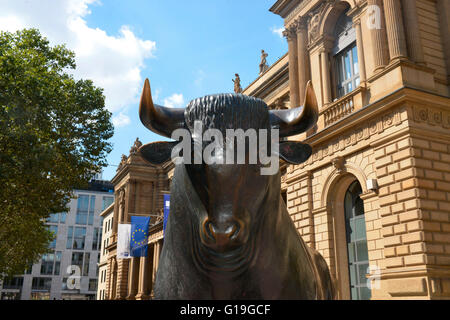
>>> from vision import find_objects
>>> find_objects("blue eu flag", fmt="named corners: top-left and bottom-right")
top-left (163, 194), bottom-right (170, 236)
top-left (130, 216), bottom-right (150, 257)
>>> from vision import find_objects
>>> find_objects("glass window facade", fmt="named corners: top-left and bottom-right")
top-left (333, 9), bottom-right (359, 99)
top-left (344, 180), bottom-right (371, 300)
top-left (40, 251), bottom-right (62, 276)
top-left (102, 196), bottom-right (114, 211)
top-left (89, 279), bottom-right (97, 292)
top-left (48, 225), bottom-right (58, 249)
top-left (2, 277), bottom-right (24, 289)
top-left (47, 212), bottom-right (66, 224)
top-left (92, 227), bottom-right (102, 251)
top-left (67, 227), bottom-right (87, 250)
top-left (335, 44), bottom-right (360, 98)
top-left (83, 253), bottom-right (90, 276)
top-left (76, 195), bottom-right (89, 225)
top-left (31, 277), bottom-right (52, 291)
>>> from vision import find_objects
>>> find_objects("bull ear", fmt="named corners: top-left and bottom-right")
top-left (138, 142), bottom-right (178, 165)
top-left (278, 141), bottom-right (312, 165)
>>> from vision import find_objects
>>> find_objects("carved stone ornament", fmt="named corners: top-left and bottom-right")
top-left (117, 154), bottom-right (128, 171)
top-left (282, 26), bottom-right (297, 41)
top-left (307, 0), bottom-right (335, 44)
top-left (332, 156), bottom-right (345, 173)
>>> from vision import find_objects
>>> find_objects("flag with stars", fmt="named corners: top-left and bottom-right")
top-left (130, 216), bottom-right (150, 257)
top-left (163, 194), bottom-right (170, 236)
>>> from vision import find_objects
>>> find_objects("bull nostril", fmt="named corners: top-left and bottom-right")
top-left (228, 222), bottom-right (240, 240)
top-left (205, 221), bottom-right (215, 241)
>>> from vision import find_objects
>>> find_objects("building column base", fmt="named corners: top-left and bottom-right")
top-left (135, 293), bottom-right (150, 300)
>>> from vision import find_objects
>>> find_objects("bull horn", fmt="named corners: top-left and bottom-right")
top-left (269, 81), bottom-right (319, 138)
top-left (139, 78), bottom-right (186, 138)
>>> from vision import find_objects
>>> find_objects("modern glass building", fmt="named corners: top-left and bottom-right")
top-left (0, 178), bottom-right (114, 300)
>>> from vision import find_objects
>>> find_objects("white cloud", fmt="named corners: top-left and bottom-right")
top-left (194, 69), bottom-right (206, 88)
top-left (0, 0), bottom-right (156, 123)
top-left (163, 93), bottom-right (185, 109)
top-left (112, 112), bottom-right (131, 128)
top-left (271, 26), bottom-right (285, 38)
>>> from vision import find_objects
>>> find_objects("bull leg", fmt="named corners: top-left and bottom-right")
top-left (308, 247), bottom-right (336, 300)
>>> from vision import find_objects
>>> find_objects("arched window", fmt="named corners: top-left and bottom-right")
top-left (332, 10), bottom-right (360, 98)
top-left (344, 180), bottom-right (370, 300)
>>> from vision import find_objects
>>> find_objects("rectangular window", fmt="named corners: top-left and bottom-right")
top-left (335, 42), bottom-right (359, 99)
top-left (67, 227), bottom-right (86, 249)
top-left (76, 195), bottom-right (89, 225)
top-left (32, 277), bottom-right (52, 291)
top-left (83, 253), bottom-right (90, 276)
top-left (48, 225), bottom-right (58, 249)
top-left (54, 251), bottom-right (62, 276)
top-left (92, 227), bottom-right (102, 251)
top-left (47, 213), bottom-right (59, 224)
top-left (60, 212), bottom-right (67, 224)
top-left (40, 251), bottom-right (62, 276)
top-left (88, 196), bottom-right (96, 225)
top-left (89, 279), bottom-right (98, 292)
top-left (71, 252), bottom-right (84, 270)
top-left (66, 226), bottom-right (73, 249)
top-left (74, 227), bottom-right (86, 249)
top-left (102, 196), bottom-right (114, 211)
top-left (40, 253), bottom-right (54, 275)
top-left (2, 277), bottom-right (24, 289)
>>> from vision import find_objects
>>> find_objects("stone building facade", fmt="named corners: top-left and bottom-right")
top-left (100, 141), bottom-right (173, 300)
top-left (241, 0), bottom-right (450, 299)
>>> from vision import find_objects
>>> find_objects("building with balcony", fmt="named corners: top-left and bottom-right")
top-left (242, 0), bottom-right (450, 300)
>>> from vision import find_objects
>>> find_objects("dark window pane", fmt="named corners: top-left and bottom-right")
top-left (102, 197), bottom-right (114, 211)
top-left (60, 212), bottom-right (67, 224)
top-left (356, 241), bottom-right (369, 261)
top-left (345, 180), bottom-right (371, 300)
top-left (358, 263), bottom-right (369, 285)
top-left (347, 242), bottom-right (355, 263)
top-left (360, 286), bottom-right (372, 300)
top-left (83, 253), bottom-right (90, 276)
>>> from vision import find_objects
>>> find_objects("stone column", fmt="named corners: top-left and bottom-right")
top-left (354, 19), bottom-right (367, 83)
top-left (401, 0), bottom-right (424, 64)
top-left (320, 48), bottom-right (332, 104)
top-left (383, 0), bottom-right (408, 60)
top-left (152, 241), bottom-right (161, 283)
top-left (126, 257), bottom-right (139, 300)
top-left (112, 191), bottom-right (119, 235)
top-left (368, 0), bottom-right (389, 71)
top-left (136, 255), bottom-right (150, 300)
top-left (283, 26), bottom-right (300, 108)
top-left (296, 17), bottom-right (310, 104)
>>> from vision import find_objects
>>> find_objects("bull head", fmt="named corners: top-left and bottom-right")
top-left (138, 78), bottom-right (318, 166)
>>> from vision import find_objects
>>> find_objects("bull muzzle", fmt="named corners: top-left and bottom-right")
top-left (202, 218), bottom-right (243, 250)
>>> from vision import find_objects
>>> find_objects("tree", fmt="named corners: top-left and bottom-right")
top-left (0, 29), bottom-right (114, 278)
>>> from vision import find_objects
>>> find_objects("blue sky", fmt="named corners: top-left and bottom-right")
top-left (0, 0), bottom-right (287, 180)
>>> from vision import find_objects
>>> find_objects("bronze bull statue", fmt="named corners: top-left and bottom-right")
top-left (138, 78), bottom-right (335, 299)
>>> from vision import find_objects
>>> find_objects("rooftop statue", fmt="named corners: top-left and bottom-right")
top-left (259, 49), bottom-right (269, 74)
top-left (232, 73), bottom-right (242, 94)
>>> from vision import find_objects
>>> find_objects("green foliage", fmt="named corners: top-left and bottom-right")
top-left (0, 29), bottom-right (114, 278)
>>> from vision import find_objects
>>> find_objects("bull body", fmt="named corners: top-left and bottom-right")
top-left (154, 164), bottom-right (334, 299)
